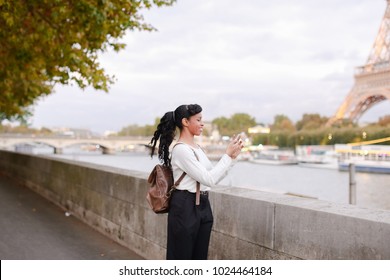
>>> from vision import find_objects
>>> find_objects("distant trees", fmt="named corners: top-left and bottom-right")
top-left (270, 114), bottom-right (295, 132)
top-left (117, 118), bottom-right (160, 137)
top-left (295, 114), bottom-right (329, 130)
top-left (0, 123), bottom-right (52, 135)
top-left (0, 0), bottom-right (175, 120)
top-left (252, 113), bottom-right (390, 147)
top-left (253, 126), bottom-right (390, 148)
top-left (212, 113), bottom-right (256, 136)
top-left (378, 115), bottom-right (390, 127)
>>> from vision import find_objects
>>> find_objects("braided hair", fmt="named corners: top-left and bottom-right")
top-left (150, 104), bottom-right (202, 166)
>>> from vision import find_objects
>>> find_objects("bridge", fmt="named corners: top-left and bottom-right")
top-left (0, 135), bottom-right (216, 154)
top-left (0, 135), bottom-right (153, 154)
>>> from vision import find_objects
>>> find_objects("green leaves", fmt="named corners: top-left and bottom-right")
top-left (212, 113), bottom-right (257, 136)
top-left (0, 0), bottom-right (175, 120)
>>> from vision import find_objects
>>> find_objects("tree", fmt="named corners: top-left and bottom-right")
top-left (212, 113), bottom-right (256, 136)
top-left (270, 114), bottom-right (295, 132)
top-left (211, 116), bottom-right (230, 136)
top-left (0, 0), bottom-right (175, 120)
top-left (296, 113), bottom-right (328, 130)
top-left (378, 115), bottom-right (390, 127)
top-left (230, 113), bottom-right (256, 133)
top-left (0, 122), bottom-right (53, 135)
top-left (117, 117), bottom-right (159, 137)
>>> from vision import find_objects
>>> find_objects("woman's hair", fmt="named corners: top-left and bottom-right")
top-left (150, 104), bottom-right (202, 166)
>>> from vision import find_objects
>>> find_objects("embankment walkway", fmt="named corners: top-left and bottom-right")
top-left (0, 176), bottom-right (143, 260)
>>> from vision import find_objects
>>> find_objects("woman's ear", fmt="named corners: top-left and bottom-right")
top-left (181, 118), bottom-right (189, 127)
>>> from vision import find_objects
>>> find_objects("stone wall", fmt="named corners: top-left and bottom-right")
top-left (1, 150), bottom-right (389, 259)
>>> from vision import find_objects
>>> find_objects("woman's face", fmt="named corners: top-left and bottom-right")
top-left (187, 112), bottom-right (204, 136)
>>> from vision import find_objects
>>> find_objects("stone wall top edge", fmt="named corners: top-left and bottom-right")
top-left (212, 185), bottom-right (390, 224)
top-left (0, 150), bottom-right (149, 180)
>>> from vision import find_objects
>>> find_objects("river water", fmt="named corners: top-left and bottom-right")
top-left (39, 149), bottom-right (390, 211)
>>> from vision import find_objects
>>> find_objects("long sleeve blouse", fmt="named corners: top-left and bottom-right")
top-left (171, 142), bottom-right (233, 193)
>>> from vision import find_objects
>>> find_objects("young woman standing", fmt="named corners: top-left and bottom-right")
top-left (150, 104), bottom-right (243, 260)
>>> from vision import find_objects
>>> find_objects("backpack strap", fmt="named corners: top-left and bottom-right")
top-left (172, 142), bottom-right (187, 189)
top-left (174, 172), bottom-right (187, 187)
top-left (195, 182), bottom-right (200, 205)
top-left (192, 150), bottom-right (201, 206)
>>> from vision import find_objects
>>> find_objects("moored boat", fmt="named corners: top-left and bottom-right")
top-left (296, 145), bottom-right (338, 169)
top-left (336, 144), bottom-right (390, 174)
top-left (338, 160), bottom-right (390, 174)
top-left (249, 148), bottom-right (298, 165)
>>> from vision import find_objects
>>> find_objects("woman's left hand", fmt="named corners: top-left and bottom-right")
top-left (226, 135), bottom-right (244, 159)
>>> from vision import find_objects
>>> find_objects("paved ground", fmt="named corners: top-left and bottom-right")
top-left (0, 176), bottom-right (144, 260)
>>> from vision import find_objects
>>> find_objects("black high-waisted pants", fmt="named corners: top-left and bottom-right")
top-left (166, 190), bottom-right (213, 260)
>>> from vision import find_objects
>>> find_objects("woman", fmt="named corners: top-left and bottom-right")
top-left (150, 104), bottom-right (243, 260)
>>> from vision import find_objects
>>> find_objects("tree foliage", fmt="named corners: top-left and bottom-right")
top-left (0, 0), bottom-right (175, 120)
top-left (253, 125), bottom-right (390, 148)
top-left (378, 115), bottom-right (390, 127)
top-left (0, 123), bottom-right (53, 135)
top-left (117, 118), bottom-right (159, 137)
top-left (271, 114), bottom-right (295, 132)
top-left (296, 113), bottom-right (329, 130)
top-left (212, 113), bottom-right (256, 136)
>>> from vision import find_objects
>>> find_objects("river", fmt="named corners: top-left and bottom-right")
top-left (36, 148), bottom-right (390, 211)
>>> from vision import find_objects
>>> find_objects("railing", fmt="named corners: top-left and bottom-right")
top-left (355, 61), bottom-right (390, 75)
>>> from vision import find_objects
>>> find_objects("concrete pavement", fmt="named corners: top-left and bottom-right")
top-left (0, 176), bottom-right (144, 260)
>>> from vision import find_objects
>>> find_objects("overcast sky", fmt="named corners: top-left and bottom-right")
top-left (30, 0), bottom-right (390, 134)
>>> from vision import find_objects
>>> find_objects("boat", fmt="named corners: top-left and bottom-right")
top-left (296, 145), bottom-right (338, 169)
top-left (249, 148), bottom-right (298, 165)
top-left (335, 144), bottom-right (390, 174)
top-left (338, 160), bottom-right (390, 174)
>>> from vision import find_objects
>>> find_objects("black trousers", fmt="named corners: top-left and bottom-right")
top-left (166, 190), bottom-right (213, 260)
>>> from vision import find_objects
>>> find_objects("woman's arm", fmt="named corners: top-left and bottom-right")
top-left (172, 144), bottom-right (232, 188)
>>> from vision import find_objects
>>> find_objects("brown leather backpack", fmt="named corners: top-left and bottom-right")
top-left (146, 143), bottom-right (201, 214)
top-left (146, 164), bottom-right (186, 214)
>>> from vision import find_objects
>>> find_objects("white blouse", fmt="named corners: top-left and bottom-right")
top-left (171, 142), bottom-right (233, 193)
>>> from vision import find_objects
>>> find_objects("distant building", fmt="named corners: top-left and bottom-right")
top-left (248, 125), bottom-right (270, 134)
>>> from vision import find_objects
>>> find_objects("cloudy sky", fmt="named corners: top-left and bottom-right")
top-left (30, 0), bottom-right (390, 134)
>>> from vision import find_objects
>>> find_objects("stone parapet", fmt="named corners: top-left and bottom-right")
top-left (0, 150), bottom-right (389, 259)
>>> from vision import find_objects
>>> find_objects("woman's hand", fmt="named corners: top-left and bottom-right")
top-left (226, 134), bottom-right (244, 159)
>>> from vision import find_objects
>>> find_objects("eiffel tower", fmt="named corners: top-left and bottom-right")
top-left (327, 0), bottom-right (390, 126)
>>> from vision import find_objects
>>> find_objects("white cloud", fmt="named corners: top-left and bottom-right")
top-left (31, 0), bottom-right (389, 133)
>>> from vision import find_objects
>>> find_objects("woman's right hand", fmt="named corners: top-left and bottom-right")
top-left (226, 134), bottom-right (244, 159)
